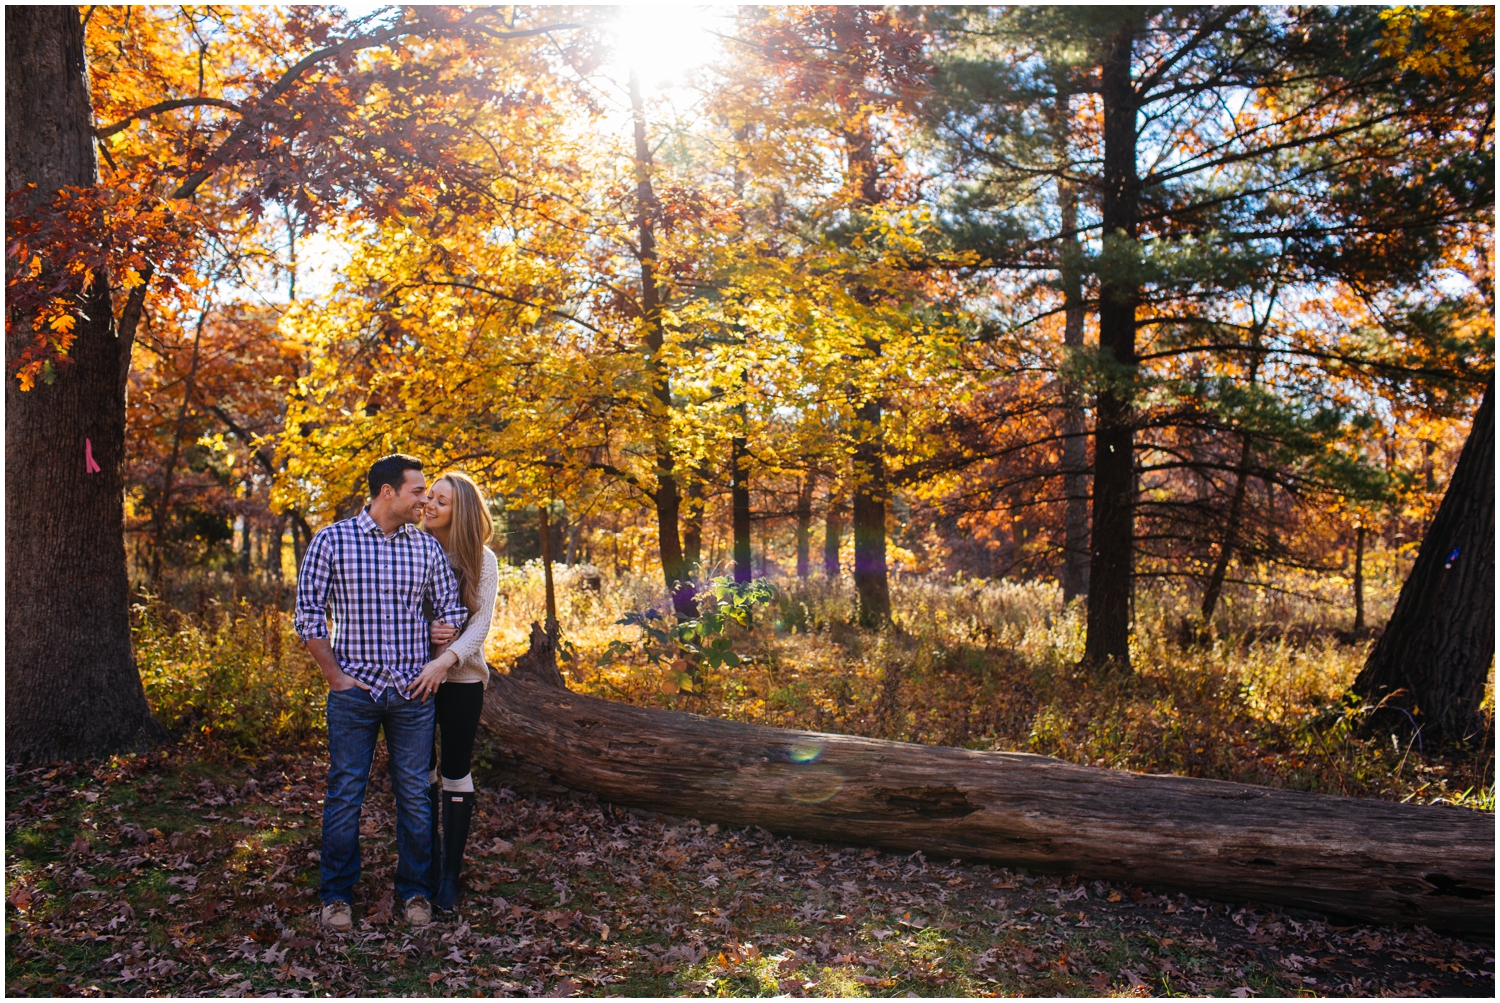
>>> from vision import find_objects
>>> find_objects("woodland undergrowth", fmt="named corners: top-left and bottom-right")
top-left (5, 569), bottom-right (1494, 998)
top-left (126, 562), bottom-right (1494, 806)
top-left (492, 565), bottom-right (1495, 810)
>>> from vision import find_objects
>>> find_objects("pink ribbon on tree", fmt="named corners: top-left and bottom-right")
top-left (84, 438), bottom-right (101, 474)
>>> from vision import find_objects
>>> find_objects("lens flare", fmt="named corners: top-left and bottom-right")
top-left (785, 765), bottom-right (844, 804)
top-left (787, 740), bottom-right (824, 764)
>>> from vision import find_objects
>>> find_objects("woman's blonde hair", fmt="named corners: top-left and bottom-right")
top-left (434, 471), bottom-right (494, 616)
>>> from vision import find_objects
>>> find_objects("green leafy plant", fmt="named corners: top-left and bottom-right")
top-left (599, 577), bottom-right (777, 693)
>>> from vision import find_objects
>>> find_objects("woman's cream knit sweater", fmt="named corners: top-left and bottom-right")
top-left (443, 546), bottom-right (499, 687)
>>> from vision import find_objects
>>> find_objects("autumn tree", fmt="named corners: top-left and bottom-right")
top-left (6, 5), bottom-right (584, 762)
top-left (126, 297), bottom-right (295, 579)
top-left (714, 5), bottom-right (936, 625)
top-left (6, 7), bottom-right (165, 759)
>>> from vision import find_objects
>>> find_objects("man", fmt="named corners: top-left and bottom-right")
top-left (294, 454), bottom-right (467, 932)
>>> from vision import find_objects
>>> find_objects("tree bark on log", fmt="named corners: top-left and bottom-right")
top-left (484, 645), bottom-right (1492, 933)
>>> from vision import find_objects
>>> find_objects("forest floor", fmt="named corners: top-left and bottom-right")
top-left (5, 743), bottom-right (1494, 998)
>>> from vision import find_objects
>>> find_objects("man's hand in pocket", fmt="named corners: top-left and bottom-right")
top-left (307, 637), bottom-right (369, 691)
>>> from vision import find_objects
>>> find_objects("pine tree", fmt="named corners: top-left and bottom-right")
top-left (924, 6), bottom-right (1493, 670)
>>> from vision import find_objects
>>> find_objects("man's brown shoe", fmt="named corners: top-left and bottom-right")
top-left (321, 900), bottom-right (352, 932)
top-left (405, 895), bottom-right (432, 927)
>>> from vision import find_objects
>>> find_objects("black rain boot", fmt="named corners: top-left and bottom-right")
top-left (434, 790), bottom-right (473, 913)
top-left (424, 782), bottom-right (442, 898)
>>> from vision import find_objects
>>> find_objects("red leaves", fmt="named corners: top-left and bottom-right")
top-left (6, 175), bottom-right (206, 389)
top-left (366, 890), bottom-right (394, 926)
top-left (540, 908), bottom-right (579, 930)
top-left (7, 881), bottom-right (35, 913)
top-left (9, 6), bottom-right (583, 395)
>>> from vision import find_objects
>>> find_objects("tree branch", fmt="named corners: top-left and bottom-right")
top-left (399, 280), bottom-right (602, 334)
top-left (95, 98), bottom-right (241, 138)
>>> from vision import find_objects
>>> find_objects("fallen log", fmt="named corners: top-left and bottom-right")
top-left (481, 629), bottom-right (1493, 933)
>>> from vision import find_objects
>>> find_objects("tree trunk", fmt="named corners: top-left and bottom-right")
top-left (833, 14), bottom-right (892, 627)
top-left (149, 305), bottom-right (209, 580)
top-left (5, 6), bottom-right (164, 762)
top-left (564, 518), bottom-right (581, 567)
top-left (852, 399), bottom-right (891, 626)
top-left (1200, 434), bottom-right (1253, 625)
top-left (1083, 19), bottom-right (1140, 672)
top-left (795, 471), bottom-right (816, 578)
top-left (732, 429), bottom-right (752, 585)
top-left (1201, 323), bottom-right (1267, 627)
top-left (1353, 524), bottom-right (1366, 632)
top-left (237, 479), bottom-right (254, 576)
top-left (480, 664), bottom-right (1493, 934)
top-left (681, 476), bottom-right (703, 578)
top-left (269, 513), bottom-right (286, 579)
top-left (238, 515), bottom-right (254, 575)
top-left (823, 496), bottom-right (844, 579)
top-left (1351, 384), bottom-right (1494, 744)
top-left (629, 71), bottom-right (691, 616)
top-left (290, 509), bottom-right (312, 570)
top-left (538, 502), bottom-right (557, 629)
top-left (654, 474), bottom-right (690, 616)
top-left (1054, 73), bottom-right (1091, 604)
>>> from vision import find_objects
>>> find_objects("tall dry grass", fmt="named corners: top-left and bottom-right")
top-left (522, 564), bottom-right (1492, 809)
top-left (129, 557), bottom-right (1493, 808)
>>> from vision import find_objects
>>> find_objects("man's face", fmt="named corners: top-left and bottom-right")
top-left (383, 469), bottom-right (428, 525)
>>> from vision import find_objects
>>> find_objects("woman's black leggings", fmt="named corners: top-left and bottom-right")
top-left (431, 682), bottom-right (484, 780)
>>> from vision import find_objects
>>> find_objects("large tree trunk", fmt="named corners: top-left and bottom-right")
top-left (833, 13), bottom-right (892, 627)
top-left (5, 6), bottom-right (164, 762)
top-left (1352, 383), bottom-right (1494, 744)
top-left (1084, 18), bottom-right (1141, 671)
top-left (483, 658), bottom-right (1492, 934)
top-left (1054, 74), bottom-right (1091, 604)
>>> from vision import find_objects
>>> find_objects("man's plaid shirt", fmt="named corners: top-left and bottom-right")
top-left (294, 508), bottom-right (468, 695)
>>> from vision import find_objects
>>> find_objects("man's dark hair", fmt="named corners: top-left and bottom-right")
top-left (368, 454), bottom-right (424, 498)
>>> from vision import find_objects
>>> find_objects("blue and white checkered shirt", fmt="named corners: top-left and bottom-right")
top-left (294, 508), bottom-right (467, 697)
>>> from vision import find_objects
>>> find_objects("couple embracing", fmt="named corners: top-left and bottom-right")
top-left (293, 454), bottom-right (501, 931)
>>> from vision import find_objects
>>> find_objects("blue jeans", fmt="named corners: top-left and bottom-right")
top-left (320, 686), bottom-right (435, 905)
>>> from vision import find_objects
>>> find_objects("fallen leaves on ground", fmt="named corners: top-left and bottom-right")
top-left (5, 746), bottom-right (1494, 997)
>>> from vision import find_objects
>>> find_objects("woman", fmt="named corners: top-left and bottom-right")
top-left (410, 471), bottom-right (499, 912)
